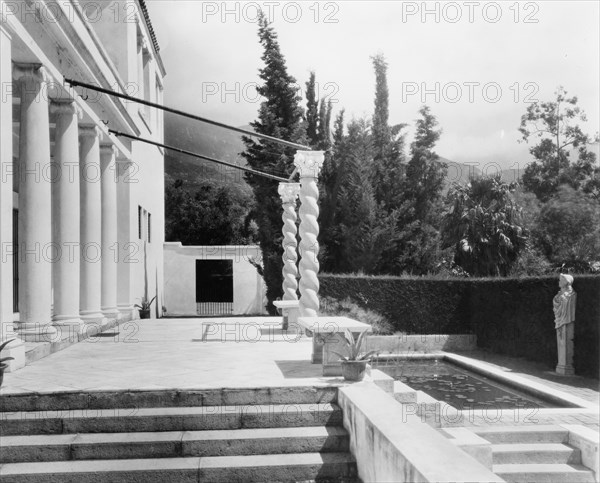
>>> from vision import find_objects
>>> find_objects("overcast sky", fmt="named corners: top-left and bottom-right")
top-left (146, 0), bottom-right (599, 171)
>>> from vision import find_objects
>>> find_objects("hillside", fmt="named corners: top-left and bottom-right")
top-left (164, 113), bottom-right (598, 198)
top-left (164, 112), bottom-right (252, 198)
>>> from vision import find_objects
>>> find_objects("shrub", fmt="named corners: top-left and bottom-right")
top-left (320, 273), bottom-right (600, 378)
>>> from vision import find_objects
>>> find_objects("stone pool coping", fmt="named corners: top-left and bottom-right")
top-left (375, 351), bottom-right (596, 410)
top-left (374, 351), bottom-right (599, 429)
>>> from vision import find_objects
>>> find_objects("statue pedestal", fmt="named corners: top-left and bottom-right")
top-left (556, 322), bottom-right (575, 376)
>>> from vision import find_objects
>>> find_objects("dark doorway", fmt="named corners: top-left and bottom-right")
top-left (195, 260), bottom-right (233, 315)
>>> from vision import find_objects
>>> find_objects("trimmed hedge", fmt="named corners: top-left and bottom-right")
top-left (320, 274), bottom-right (600, 378)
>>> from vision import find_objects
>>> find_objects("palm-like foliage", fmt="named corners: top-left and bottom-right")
top-left (0, 339), bottom-right (15, 366)
top-left (332, 329), bottom-right (379, 362)
top-left (442, 176), bottom-right (528, 276)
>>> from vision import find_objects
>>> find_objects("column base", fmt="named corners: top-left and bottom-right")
top-left (0, 337), bottom-right (26, 371)
top-left (14, 322), bottom-right (59, 343)
top-left (102, 307), bottom-right (122, 321)
top-left (52, 317), bottom-right (84, 339)
top-left (80, 311), bottom-right (108, 327)
top-left (117, 305), bottom-right (134, 321)
top-left (555, 364), bottom-right (575, 376)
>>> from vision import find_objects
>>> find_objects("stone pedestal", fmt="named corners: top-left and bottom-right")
top-left (297, 316), bottom-right (372, 374)
top-left (273, 300), bottom-right (299, 331)
top-left (556, 322), bottom-right (575, 376)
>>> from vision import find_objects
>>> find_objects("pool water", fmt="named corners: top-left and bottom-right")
top-left (383, 360), bottom-right (561, 410)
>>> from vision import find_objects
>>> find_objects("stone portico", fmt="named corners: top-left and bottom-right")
top-left (0, 0), bottom-right (166, 369)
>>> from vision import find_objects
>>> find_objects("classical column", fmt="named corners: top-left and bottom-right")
top-left (295, 151), bottom-right (325, 318)
top-left (100, 145), bottom-right (121, 320)
top-left (79, 125), bottom-right (105, 325)
top-left (116, 157), bottom-right (134, 320)
top-left (51, 100), bottom-right (83, 333)
top-left (13, 64), bottom-right (57, 342)
top-left (276, 183), bottom-right (300, 329)
top-left (0, 24), bottom-right (25, 367)
top-left (278, 183), bottom-right (301, 301)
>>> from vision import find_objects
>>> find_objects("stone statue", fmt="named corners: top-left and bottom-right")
top-left (553, 273), bottom-right (576, 375)
top-left (553, 274), bottom-right (576, 329)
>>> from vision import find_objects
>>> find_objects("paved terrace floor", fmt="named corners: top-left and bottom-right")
top-left (1, 318), bottom-right (336, 394)
top-left (2, 318), bottom-right (598, 429)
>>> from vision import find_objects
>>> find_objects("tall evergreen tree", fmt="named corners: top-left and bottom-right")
top-left (404, 105), bottom-right (446, 221)
top-left (370, 53), bottom-right (407, 212)
top-left (319, 109), bottom-right (344, 272)
top-left (305, 71), bottom-right (319, 147)
top-left (326, 118), bottom-right (397, 273)
top-left (241, 11), bottom-right (305, 312)
top-left (317, 98), bottom-right (333, 151)
top-left (378, 106), bottom-right (446, 275)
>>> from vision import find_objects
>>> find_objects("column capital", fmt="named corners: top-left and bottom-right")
top-left (50, 99), bottom-right (82, 119)
top-left (278, 182), bottom-right (301, 204)
top-left (79, 124), bottom-right (103, 141)
top-left (294, 151), bottom-right (325, 179)
top-left (13, 63), bottom-right (49, 84)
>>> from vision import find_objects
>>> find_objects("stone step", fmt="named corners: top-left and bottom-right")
top-left (0, 452), bottom-right (357, 483)
top-left (491, 443), bottom-right (581, 464)
top-left (0, 403), bottom-right (342, 436)
top-left (493, 463), bottom-right (596, 483)
top-left (0, 386), bottom-right (338, 412)
top-left (0, 426), bottom-right (350, 463)
top-left (473, 425), bottom-right (568, 444)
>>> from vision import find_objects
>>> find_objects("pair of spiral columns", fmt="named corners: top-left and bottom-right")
top-left (277, 151), bottom-right (325, 321)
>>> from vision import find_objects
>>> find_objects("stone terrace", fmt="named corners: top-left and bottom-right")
top-left (1, 317), bottom-right (598, 432)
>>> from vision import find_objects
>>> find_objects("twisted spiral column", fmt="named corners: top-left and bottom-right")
top-left (295, 151), bottom-right (325, 318)
top-left (278, 183), bottom-right (301, 301)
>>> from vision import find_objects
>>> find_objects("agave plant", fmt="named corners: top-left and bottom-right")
top-left (0, 339), bottom-right (15, 367)
top-left (332, 329), bottom-right (379, 362)
top-left (134, 296), bottom-right (156, 311)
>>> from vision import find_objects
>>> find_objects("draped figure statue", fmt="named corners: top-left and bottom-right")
top-left (553, 274), bottom-right (576, 375)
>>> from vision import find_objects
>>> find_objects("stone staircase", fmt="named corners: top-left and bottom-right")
top-left (0, 387), bottom-right (357, 482)
top-left (473, 426), bottom-right (597, 483)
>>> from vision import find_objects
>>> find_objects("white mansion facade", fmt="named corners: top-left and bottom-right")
top-left (0, 0), bottom-right (166, 369)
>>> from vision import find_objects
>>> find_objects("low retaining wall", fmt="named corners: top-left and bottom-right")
top-left (365, 334), bottom-right (476, 354)
top-left (338, 382), bottom-right (502, 482)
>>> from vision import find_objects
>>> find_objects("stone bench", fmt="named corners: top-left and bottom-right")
top-left (272, 300), bottom-right (299, 330)
top-left (297, 316), bottom-right (372, 376)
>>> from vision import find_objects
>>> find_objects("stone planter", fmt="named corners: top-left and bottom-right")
top-left (341, 360), bottom-right (368, 381)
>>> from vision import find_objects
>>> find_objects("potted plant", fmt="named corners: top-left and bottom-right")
top-left (135, 296), bottom-right (156, 320)
top-left (0, 339), bottom-right (15, 388)
top-left (333, 329), bottom-right (379, 382)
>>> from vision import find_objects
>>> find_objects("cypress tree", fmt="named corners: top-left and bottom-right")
top-left (241, 11), bottom-right (305, 312)
top-left (305, 71), bottom-right (319, 147)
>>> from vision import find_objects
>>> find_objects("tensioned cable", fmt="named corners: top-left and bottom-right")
top-left (64, 78), bottom-right (311, 151)
top-left (109, 129), bottom-right (288, 183)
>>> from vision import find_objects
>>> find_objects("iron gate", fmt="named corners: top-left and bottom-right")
top-left (195, 260), bottom-right (233, 315)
